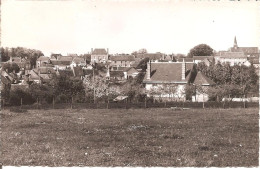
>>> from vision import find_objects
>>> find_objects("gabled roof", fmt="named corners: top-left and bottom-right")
top-left (110, 55), bottom-right (135, 61)
top-left (125, 67), bottom-right (139, 74)
top-left (92, 48), bottom-right (108, 55)
top-left (72, 57), bottom-right (85, 64)
top-left (219, 52), bottom-right (246, 58)
top-left (143, 62), bottom-right (194, 83)
top-left (136, 53), bottom-right (163, 60)
top-left (193, 71), bottom-right (215, 86)
top-left (1, 75), bottom-right (11, 85)
top-left (37, 56), bottom-right (50, 62)
top-left (58, 56), bottom-right (73, 62)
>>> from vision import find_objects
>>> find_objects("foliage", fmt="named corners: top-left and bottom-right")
top-left (187, 44), bottom-right (213, 58)
top-left (2, 62), bottom-right (20, 73)
top-left (185, 84), bottom-right (196, 100)
top-left (196, 62), bottom-right (258, 95)
top-left (0, 47), bottom-right (44, 67)
top-left (53, 76), bottom-right (85, 103)
top-left (136, 57), bottom-right (149, 71)
top-left (29, 83), bottom-right (54, 104)
top-left (9, 89), bottom-right (35, 106)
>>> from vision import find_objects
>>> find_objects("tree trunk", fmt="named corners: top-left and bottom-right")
top-left (21, 98), bottom-right (23, 108)
top-left (53, 96), bottom-right (55, 109)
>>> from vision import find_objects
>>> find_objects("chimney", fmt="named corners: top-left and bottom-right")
top-left (182, 60), bottom-right (186, 80)
top-left (91, 48), bottom-right (93, 54)
top-left (107, 48), bottom-right (109, 54)
top-left (147, 61), bottom-right (151, 80)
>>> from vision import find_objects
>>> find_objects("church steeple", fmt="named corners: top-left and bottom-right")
top-left (234, 36), bottom-right (238, 49)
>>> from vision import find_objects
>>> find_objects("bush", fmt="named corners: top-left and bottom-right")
top-left (9, 89), bottom-right (35, 106)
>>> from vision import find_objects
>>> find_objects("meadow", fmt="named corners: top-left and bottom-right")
top-left (1, 107), bottom-right (259, 167)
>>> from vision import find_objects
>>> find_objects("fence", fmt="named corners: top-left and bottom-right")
top-left (2, 100), bottom-right (259, 110)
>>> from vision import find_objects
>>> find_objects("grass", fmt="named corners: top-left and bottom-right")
top-left (1, 108), bottom-right (259, 167)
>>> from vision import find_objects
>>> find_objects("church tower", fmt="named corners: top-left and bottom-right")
top-left (233, 36), bottom-right (238, 49)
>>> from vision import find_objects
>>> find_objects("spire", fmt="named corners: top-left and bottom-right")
top-left (234, 36), bottom-right (238, 48)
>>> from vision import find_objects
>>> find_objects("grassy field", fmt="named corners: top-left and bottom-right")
top-left (1, 107), bottom-right (259, 167)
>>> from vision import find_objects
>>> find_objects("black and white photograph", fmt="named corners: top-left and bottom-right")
top-left (0, 0), bottom-right (259, 167)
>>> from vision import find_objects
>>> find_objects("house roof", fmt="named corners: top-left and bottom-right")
top-left (92, 48), bottom-right (108, 55)
top-left (193, 71), bottom-right (215, 86)
top-left (72, 57), bottom-right (85, 64)
top-left (37, 56), bottom-right (50, 61)
top-left (58, 56), bottom-right (73, 62)
top-left (136, 53), bottom-right (163, 60)
top-left (219, 52), bottom-right (246, 58)
top-left (1, 75), bottom-right (11, 85)
top-left (125, 67), bottom-right (139, 74)
top-left (110, 55), bottom-right (135, 61)
top-left (27, 70), bottom-right (41, 80)
top-left (248, 57), bottom-right (259, 64)
top-left (110, 71), bottom-right (124, 77)
top-left (193, 56), bottom-right (214, 61)
top-left (38, 67), bottom-right (56, 74)
top-left (230, 47), bottom-right (259, 54)
top-left (143, 62), bottom-right (194, 83)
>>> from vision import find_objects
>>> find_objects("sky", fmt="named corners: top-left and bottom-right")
top-left (1, 0), bottom-right (260, 56)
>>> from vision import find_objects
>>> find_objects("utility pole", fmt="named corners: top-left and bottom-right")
top-left (93, 69), bottom-right (95, 104)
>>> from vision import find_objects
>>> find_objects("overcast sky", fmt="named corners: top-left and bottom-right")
top-left (1, 0), bottom-right (259, 56)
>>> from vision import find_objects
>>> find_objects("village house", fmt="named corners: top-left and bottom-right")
top-left (143, 61), bottom-right (195, 101)
top-left (109, 55), bottom-right (135, 68)
top-left (136, 53), bottom-right (164, 61)
top-left (51, 56), bottom-right (73, 70)
top-left (9, 56), bottom-right (31, 70)
top-left (36, 56), bottom-right (51, 68)
top-left (214, 52), bottom-right (249, 66)
top-left (193, 56), bottom-right (214, 66)
top-left (192, 71), bottom-right (216, 102)
top-left (230, 36), bottom-right (259, 57)
top-left (70, 57), bottom-right (86, 68)
top-left (91, 48), bottom-right (109, 64)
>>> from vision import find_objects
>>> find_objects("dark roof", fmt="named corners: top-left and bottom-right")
top-left (1, 75), bottom-right (11, 85)
top-left (58, 69), bottom-right (74, 77)
top-left (219, 52), bottom-right (246, 58)
top-left (110, 55), bottom-right (135, 61)
top-left (136, 53), bottom-right (163, 60)
top-left (230, 47), bottom-right (259, 54)
top-left (193, 71), bottom-right (215, 86)
top-left (143, 62), bottom-right (194, 83)
top-left (110, 71), bottom-right (124, 77)
top-left (37, 56), bottom-right (50, 61)
top-left (92, 48), bottom-right (108, 55)
top-left (72, 66), bottom-right (84, 77)
top-left (193, 56), bottom-right (214, 61)
top-left (72, 57), bottom-right (85, 64)
top-left (58, 56), bottom-right (73, 62)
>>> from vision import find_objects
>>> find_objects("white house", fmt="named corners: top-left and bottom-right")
top-left (143, 61), bottom-right (195, 101)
